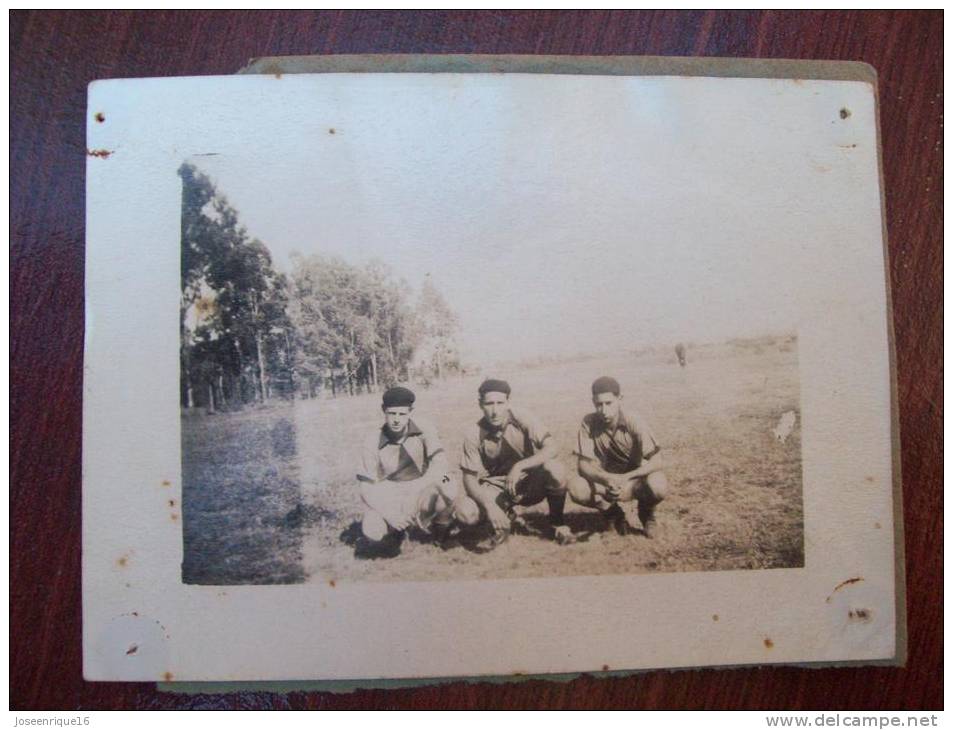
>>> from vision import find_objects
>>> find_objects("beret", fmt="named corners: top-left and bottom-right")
top-left (591, 376), bottom-right (621, 397)
top-left (382, 386), bottom-right (415, 409)
top-left (478, 378), bottom-right (511, 398)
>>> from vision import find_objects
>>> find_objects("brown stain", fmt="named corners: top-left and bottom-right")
top-left (826, 577), bottom-right (864, 602)
top-left (274, 72), bottom-right (282, 79)
top-left (874, 522), bottom-right (882, 530)
top-left (126, 644), bottom-right (138, 656)
top-left (328, 579), bottom-right (336, 588)
top-left (94, 112), bottom-right (105, 123)
top-left (194, 296), bottom-right (217, 318)
top-left (839, 143), bottom-right (859, 149)
top-left (848, 608), bottom-right (873, 623)
top-left (161, 480), bottom-right (171, 487)
top-left (840, 107), bottom-right (851, 119)
top-left (117, 556), bottom-right (128, 568)
top-left (712, 614), bottom-right (719, 622)
top-left (168, 499), bottom-right (176, 507)
top-left (162, 672), bottom-right (174, 682)
top-left (865, 475), bottom-right (875, 483)
top-left (792, 78), bottom-right (805, 86)
top-left (601, 664), bottom-right (610, 672)
top-left (170, 513), bottom-right (179, 522)
top-left (763, 638), bottom-right (774, 649)
top-left (87, 148), bottom-right (113, 158)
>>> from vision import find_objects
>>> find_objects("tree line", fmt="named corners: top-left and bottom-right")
top-left (179, 163), bottom-right (460, 410)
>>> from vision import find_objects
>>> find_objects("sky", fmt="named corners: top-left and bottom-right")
top-left (184, 74), bottom-right (846, 366)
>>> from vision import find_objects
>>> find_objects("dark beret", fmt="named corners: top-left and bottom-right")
top-left (382, 386), bottom-right (415, 409)
top-left (591, 376), bottom-right (621, 397)
top-left (478, 378), bottom-right (511, 398)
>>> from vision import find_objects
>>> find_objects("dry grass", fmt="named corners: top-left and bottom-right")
top-left (182, 336), bottom-right (803, 584)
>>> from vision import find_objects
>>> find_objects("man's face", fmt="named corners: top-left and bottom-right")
top-left (480, 392), bottom-right (510, 428)
top-left (383, 407), bottom-right (412, 436)
top-left (593, 392), bottom-right (622, 425)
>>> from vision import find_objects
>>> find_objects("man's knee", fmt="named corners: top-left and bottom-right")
top-left (540, 460), bottom-right (568, 493)
top-left (540, 459), bottom-right (569, 490)
top-left (566, 474), bottom-right (596, 505)
top-left (642, 471), bottom-right (669, 503)
top-left (361, 510), bottom-right (390, 542)
top-left (452, 496), bottom-right (482, 526)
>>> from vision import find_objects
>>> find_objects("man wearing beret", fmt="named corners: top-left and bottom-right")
top-left (567, 376), bottom-right (669, 538)
top-left (453, 378), bottom-right (577, 547)
top-left (356, 386), bottom-right (461, 554)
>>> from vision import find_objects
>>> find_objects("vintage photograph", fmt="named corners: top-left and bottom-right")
top-left (83, 68), bottom-right (899, 681)
top-left (179, 142), bottom-right (804, 585)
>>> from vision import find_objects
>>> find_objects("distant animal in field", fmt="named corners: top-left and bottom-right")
top-left (773, 411), bottom-right (797, 443)
top-left (675, 343), bottom-right (687, 367)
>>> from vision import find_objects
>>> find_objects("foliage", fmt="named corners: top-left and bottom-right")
top-left (179, 163), bottom-right (458, 407)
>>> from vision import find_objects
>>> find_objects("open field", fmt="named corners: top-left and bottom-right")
top-left (182, 336), bottom-right (803, 584)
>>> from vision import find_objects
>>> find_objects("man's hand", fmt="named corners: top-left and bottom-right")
top-left (605, 475), bottom-right (628, 501)
top-left (486, 503), bottom-right (512, 531)
top-left (505, 464), bottom-right (525, 498)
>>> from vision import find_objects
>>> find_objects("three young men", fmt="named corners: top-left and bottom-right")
top-left (355, 375), bottom-right (669, 554)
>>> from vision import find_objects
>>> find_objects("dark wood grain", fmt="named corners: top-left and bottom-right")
top-left (10, 10), bottom-right (942, 710)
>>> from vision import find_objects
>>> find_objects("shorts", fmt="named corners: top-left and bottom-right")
top-left (361, 475), bottom-right (459, 533)
top-left (480, 466), bottom-right (564, 507)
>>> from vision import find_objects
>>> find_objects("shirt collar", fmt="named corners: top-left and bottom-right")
top-left (379, 419), bottom-right (423, 448)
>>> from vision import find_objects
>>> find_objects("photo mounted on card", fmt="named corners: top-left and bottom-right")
top-left (83, 55), bottom-right (904, 682)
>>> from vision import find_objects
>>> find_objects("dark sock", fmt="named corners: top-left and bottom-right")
top-left (547, 492), bottom-right (567, 526)
top-left (638, 502), bottom-right (656, 524)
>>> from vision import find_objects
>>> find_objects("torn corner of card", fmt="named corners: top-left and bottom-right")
top-left (82, 55), bottom-right (904, 686)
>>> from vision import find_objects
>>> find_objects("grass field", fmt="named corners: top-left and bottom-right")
top-left (182, 336), bottom-right (803, 585)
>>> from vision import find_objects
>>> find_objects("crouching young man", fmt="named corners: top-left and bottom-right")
top-left (356, 386), bottom-right (462, 555)
top-left (452, 378), bottom-right (577, 548)
top-left (567, 376), bottom-right (670, 538)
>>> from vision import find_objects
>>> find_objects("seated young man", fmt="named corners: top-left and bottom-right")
top-left (356, 386), bottom-right (461, 553)
top-left (453, 378), bottom-right (577, 547)
top-left (566, 376), bottom-right (670, 538)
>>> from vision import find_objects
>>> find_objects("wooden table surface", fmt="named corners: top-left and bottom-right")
top-left (10, 10), bottom-right (942, 710)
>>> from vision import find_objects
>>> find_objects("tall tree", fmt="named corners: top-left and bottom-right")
top-left (415, 275), bottom-right (459, 380)
top-left (178, 163), bottom-right (292, 408)
top-left (288, 256), bottom-right (424, 396)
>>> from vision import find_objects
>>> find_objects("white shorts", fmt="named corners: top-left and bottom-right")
top-left (361, 475), bottom-right (460, 533)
